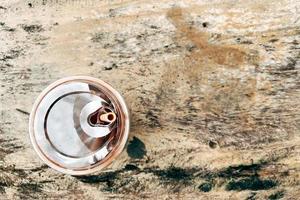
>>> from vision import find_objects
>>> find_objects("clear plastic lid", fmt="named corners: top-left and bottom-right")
top-left (29, 77), bottom-right (129, 175)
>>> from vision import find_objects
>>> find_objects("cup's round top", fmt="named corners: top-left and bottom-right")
top-left (29, 76), bottom-right (130, 175)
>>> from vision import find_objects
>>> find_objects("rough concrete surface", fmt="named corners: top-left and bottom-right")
top-left (0, 0), bottom-right (300, 199)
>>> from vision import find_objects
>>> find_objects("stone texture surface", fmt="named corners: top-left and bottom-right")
top-left (0, 0), bottom-right (299, 199)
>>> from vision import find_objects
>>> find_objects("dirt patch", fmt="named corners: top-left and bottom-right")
top-left (167, 7), bottom-right (250, 68)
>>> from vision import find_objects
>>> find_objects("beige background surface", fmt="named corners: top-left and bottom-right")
top-left (0, 0), bottom-right (299, 199)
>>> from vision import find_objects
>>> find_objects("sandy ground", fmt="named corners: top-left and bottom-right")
top-left (0, 0), bottom-right (300, 199)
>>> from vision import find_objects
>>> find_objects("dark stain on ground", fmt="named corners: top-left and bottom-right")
top-left (226, 176), bottom-right (277, 191)
top-left (0, 165), bottom-right (29, 195)
top-left (208, 140), bottom-right (218, 149)
top-left (0, 49), bottom-right (22, 61)
top-left (0, 186), bottom-right (4, 193)
top-left (104, 63), bottom-right (118, 71)
top-left (0, 176), bottom-right (12, 194)
top-left (18, 182), bottom-right (42, 193)
top-left (126, 136), bottom-right (147, 159)
top-left (78, 166), bottom-right (193, 192)
top-left (145, 110), bottom-right (161, 128)
top-left (200, 162), bottom-right (279, 192)
top-left (76, 160), bottom-right (281, 194)
top-left (153, 166), bottom-right (192, 182)
top-left (279, 57), bottom-right (296, 71)
top-left (77, 170), bottom-right (133, 193)
top-left (124, 164), bottom-right (140, 171)
top-left (0, 138), bottom-right (24, 160)
top-left (8, 167), bottom-right (28, 179)
top-left (30, 164), bottom-right (48, 172)
top-left (17, 182), bottom-right (43, 199)
top-left (91, 32), bottom-right (106, 43)
top-left (219, 163), bottom-right (278, 191)
top-left (0, 147), bottom-right (13, 160)
top-left (198, 182), bottom-right (213, 192)
top-left (21, 24), bottom-right (44, 33)
top-left (268, 190), bottom-right (285, 200)
top-left (218, 163), bottom-right (261, 178)
top-left (78, 171), bottom-right (119, 184)
top-left (0, 23), bottom-right (15, 32)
